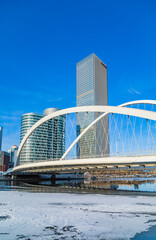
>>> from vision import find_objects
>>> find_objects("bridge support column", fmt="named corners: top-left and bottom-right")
top-left (51, 174), bottom-right (56, 185)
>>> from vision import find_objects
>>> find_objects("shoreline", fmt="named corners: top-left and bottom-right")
top-left (1, 181), bottom-right (156, 197)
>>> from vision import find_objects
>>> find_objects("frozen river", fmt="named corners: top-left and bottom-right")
top-left (1, 190), bottom-right (156, 240)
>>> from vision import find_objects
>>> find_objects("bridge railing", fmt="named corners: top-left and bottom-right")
top-left (17, 150), bottom-right (156, 166)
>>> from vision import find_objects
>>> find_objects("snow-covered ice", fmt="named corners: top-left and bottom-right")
top-left (0, 191), bottom-right (156, 239)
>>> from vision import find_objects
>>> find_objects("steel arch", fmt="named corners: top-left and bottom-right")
top-left (16, 101), bottom-right (156, 166)
top-left (61, 100), bottom-right (156, 160)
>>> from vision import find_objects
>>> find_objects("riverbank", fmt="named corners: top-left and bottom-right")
top-left (1, 176), bottom-right (156, 195)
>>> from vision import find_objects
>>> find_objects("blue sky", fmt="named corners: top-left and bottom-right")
top-left (0, 0), bottom-right (156, 151)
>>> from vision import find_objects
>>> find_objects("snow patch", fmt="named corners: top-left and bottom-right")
top-left (0, 191), bottom-right (156, 239)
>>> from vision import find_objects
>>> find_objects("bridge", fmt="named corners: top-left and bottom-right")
top-left (11, 100), bottom-right (156, 175)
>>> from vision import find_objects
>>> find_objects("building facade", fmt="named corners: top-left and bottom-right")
top-left (43, 108), bottom-right (66, 160)
top-left (0, 151), bottom-right (10, 172)
top-left (76, 53), bottom-right (109, 158)
top-left (19, 108), bottom-right (65, 165)
top-left (8, 145), bottom-right (18, 168)
top-left (0, 127), bottom-right (3, 154)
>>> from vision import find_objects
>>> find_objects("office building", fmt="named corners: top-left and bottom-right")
top-left (20, 112), bottom-right (45, 164)
top-left (76, 53), bottom-right (109, 157)
top-left (19, 108), bottom-right (65, 165)
top-left (0, 127), bottom-right (3, 154)
top-left (43, 108), bottom-right (66, 160)
top-left (8, 145), bottom-right (18, 168)
top-left (0, 127), bottom-right (10, 172)
top-left (0, 151), bottom-right (10, 172)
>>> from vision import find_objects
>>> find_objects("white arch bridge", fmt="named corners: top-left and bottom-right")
top-left (12, 100), bottom-right (156, 175)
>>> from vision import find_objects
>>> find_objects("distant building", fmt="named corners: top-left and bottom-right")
top-left (0, 151), bottom-right (10, 172)
top-left (0, 127), bottom-right (11, 172)
top-left (0, 127), bottom-right (3, 154)
top-left (76, 53), bottom-right (109, 158)
top-left (8, 145), bottom-right (18, 168)
top-left (19, 108), bottom-right (65, 165)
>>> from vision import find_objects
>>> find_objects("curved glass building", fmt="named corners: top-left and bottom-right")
top-left (19, 108), bottom-right (65, 165)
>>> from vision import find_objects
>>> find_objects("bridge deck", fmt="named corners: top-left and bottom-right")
top-left (12, 155), bottom-right (156, 174)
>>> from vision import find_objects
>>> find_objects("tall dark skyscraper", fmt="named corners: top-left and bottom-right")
top-left (76, 53), bottom-right (109, 158)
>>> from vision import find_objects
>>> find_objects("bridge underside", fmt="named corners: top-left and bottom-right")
top-left (12, 155), bottom-right (156, 175)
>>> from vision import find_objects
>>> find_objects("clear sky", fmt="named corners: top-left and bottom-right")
top-left (0, 0), bottom-right (156, 151)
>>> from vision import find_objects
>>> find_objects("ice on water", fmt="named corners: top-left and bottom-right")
top-left (0, 191), bottom-right (156, 240)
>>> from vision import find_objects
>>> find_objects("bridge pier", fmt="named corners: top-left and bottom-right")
top-left (51, 174), bottom-right (56, 185)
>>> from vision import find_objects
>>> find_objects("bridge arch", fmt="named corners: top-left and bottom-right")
top-left (16, 100), bottom-right (156, 166)
top-left (61, 100), bottom-right (156, 160)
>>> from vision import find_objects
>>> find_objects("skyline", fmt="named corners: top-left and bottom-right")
top-left (0, 0), bottom-right (156, 151)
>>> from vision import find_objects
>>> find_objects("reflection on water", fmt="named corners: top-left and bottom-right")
top-left (1, 176), bottom-right (156, 192)
top-left (56, 177), bottom-right (156, 192)
top-left (83, 178), bottom-right (156, 192)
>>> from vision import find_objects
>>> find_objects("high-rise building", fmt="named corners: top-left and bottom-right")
top-left (0, 127), bottom-right (3, 154)
top-left (0, 127), bottom-right (10, 172)
top-left (76, 53), bottom-right (109, 158)
top-left (43, 108), bottom-right (66, 160)
top-left (20, 112), bottom-right (45, 164)
top-left (0, 151), bottom-right (10, 172)
top-left (19, 108), bottom-right (65, 165)
top-left (8, 145), bottom-right (18, 168)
